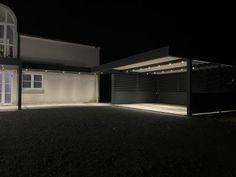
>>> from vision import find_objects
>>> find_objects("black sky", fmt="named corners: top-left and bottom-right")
top-left (2, 0), bottom-right (236, 64)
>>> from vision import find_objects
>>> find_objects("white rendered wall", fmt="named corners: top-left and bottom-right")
top-left (22, 71), bottom-right (99, 105)
top-left (19, 35), bottom-right (100, 67)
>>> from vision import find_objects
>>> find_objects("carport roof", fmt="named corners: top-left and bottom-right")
top-left (92, 46), bottom-right (191, 73)
top-left (92, 46), bottom-right (172, 72)
top-left (92, 45), bottom-right (235, 73)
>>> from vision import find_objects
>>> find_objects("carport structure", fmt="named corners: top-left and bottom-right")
top-left (94, 46), bottom-right (236, 116)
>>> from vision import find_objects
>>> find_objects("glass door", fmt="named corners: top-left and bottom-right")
top-left (4, 71), bottom-right (12, 104)
top-left (0, 71), bottom-right (13, 105)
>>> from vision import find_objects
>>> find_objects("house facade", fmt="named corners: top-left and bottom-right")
top-left (0, 3), bottom-right (99, 109)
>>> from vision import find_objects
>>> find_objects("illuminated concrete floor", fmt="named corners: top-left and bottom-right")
top-left (0, 103), bottom-right (186, 115)
top-left (0, 105), bottom-right (18, 112)
top-left (116, 103), bottom-right (187, 115)
top-left (0, 103), bottom-right (111, 112)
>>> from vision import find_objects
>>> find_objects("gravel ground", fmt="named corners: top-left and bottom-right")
top-left (0, 106), bottom-right (236, 177)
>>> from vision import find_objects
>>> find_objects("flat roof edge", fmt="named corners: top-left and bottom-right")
top-left (22, 61), bottom-right (91, 73)
top-left (19, 34), bottom-right (100, 49)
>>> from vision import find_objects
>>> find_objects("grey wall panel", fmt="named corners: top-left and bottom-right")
top-left (111, 73), bottom-right (187, 105)
top-left (157, 92), bottom-right (187, 105)
top-left (111, 73), bottom-right (157, 104)
top-left (112, 91), bottom-right (157, 104)
top-left (157, 73), bottom-right (186, 92)
top-left (191, 66), bottom-right (236, 114)
top-left (19, 35), bottom-right (99, 67)
top-left (113, 73), bottom-right (157, 92)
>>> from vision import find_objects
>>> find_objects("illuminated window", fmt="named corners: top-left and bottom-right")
top-left (0, 4), bottom-right (17, 58)
top-left (23, 74), bottom-right (31, 88)
top-left (33, 75), bottom-right (43, 88)
top-left (23, 73), bottom-right (43, 89)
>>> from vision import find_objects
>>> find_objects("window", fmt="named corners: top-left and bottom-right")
top-left (0, 9), bottom-right (5, 22)
top-left (0, 4), bottom-right (17, 58)
top-left (23, 74), bottom-right (31, 88)
top-left (22, 73), bottom-right (43, 89)
top-left (33, 75), bottom-right (42, 88)
top-left (0, 25), bottom-right (4, 42)
top-left (0, 44), bottom-right (4, 57)
top-left (7, 13), bottom-right (14, 24)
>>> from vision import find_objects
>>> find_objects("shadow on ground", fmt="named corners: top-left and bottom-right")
top-left (0, 106), bottom-right (236, 177)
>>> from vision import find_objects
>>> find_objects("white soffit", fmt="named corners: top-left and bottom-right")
top-left (155, 69), bottom-right (187, 75)
top-left (135, 62), bottom-right (186, 73)
top-left (114, 56), bottom-right (180, 70)
top-left (192, 60), bottom-right (210, 65)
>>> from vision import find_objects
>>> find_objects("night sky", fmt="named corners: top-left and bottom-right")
top-left (2, 0), bottom-right (236, 65)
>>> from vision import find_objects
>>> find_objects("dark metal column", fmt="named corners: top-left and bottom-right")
top-left (187, 59), bottom-right (192, 117)
top-left (111, 73), bottom-right (114, 104)
top-left (18, 63), bottom-right (22, 110)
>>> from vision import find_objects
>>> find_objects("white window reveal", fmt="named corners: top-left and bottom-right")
top-left (22, 73), bottom-right (43, 90)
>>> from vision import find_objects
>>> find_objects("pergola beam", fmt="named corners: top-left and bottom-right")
top-left (187, 58), bottom-right (192, 117)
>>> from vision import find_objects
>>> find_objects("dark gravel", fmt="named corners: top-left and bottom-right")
top-left (0, 106), bottom-right (236, 177)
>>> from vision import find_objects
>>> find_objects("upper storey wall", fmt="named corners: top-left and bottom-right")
top-left (19, 35), bottom-right (100, 68)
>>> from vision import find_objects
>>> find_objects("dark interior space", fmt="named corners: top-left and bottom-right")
top-left (111, 72), bottom-right (187, 105)
top-left (99, 74), bottom-right (111, 103)
top-left (157, 73), bottom-right (187, 105)
top-left (191, 64), bottom-right (236, 114)
top-left (112, 73), bottom-right (157, 104)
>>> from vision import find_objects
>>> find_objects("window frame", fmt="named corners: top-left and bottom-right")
top-left (22, 73), bottom-right (32, 89)
top-left (0, 6), bottom-right (17, 58)
top-left (22, 73), bottom-right (44, 90)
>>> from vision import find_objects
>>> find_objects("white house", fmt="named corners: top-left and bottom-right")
top-left (0, 3), bottom-right (100, 109)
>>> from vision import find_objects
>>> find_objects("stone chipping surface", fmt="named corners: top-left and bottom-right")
top-left (0, 107), bottom-right (236, 177)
